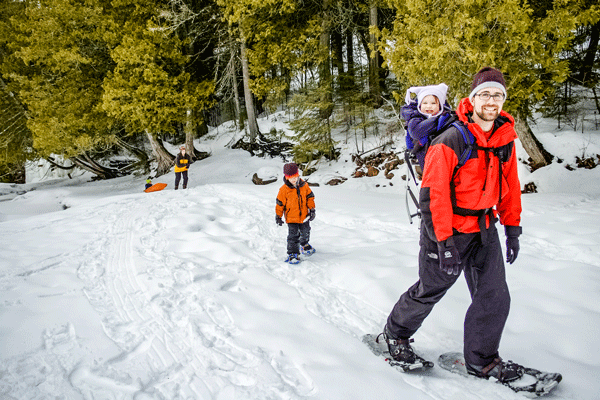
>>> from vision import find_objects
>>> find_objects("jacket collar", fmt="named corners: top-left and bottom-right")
top-left (284, 177), bottom-right (305, 188)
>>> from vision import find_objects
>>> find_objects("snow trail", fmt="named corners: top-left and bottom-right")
top-left (1, 180), bottom-right (597, 399)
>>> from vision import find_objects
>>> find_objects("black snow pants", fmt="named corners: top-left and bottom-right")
top-left (386, 221), bottom-right (510, 369)
top-left (287, 222), bottom-right (311, 255)
top-left (175, 171), bottom-right (188, 188)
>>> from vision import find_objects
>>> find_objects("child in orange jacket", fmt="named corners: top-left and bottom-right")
top-left (275, 163), bottom-right (316, 264)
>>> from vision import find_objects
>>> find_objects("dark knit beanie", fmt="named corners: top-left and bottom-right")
top-left (469, 67), bottom-right (507, 101)
top-left (283, 163), bottom-right (299, 178)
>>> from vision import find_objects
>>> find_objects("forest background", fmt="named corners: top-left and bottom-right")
top-left (1, 0), bottom-right (600, 184)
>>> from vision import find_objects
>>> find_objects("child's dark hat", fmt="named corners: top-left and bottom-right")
top-left (283, 163), bottom-right (299, 178)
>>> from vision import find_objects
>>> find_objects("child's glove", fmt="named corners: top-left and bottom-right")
top-left (309, 209), bottom-right (316, 221)
top-left (276, 215), bottom-right (284, 226)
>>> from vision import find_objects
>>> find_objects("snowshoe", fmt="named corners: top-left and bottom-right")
top-left (438, 352), bottom-right (562, 397)
top-left (362, 332), bottom-right (434, 372)
top-left (301, 244), bottom-right (315, 256)
top-left (285, 253), bottom-right (301, 264)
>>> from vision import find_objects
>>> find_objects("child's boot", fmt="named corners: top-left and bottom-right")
top-left (301, 244), bottom-right (315, 255)
top-left (285, 254), bottom-right (300, 264)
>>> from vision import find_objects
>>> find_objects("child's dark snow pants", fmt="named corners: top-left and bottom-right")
top-left (287, 222), bottom-right (311, 255)
top-left (175, 171), bottom-right (188, 188)
top-left (386, 221), bottom-right (510, 369)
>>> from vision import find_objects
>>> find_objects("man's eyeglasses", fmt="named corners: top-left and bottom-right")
top-left (474, 92), bottom-right (506, 102)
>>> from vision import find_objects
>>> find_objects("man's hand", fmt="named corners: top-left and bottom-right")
top-left (505, 226), bottom-right (522, 264)
top-left (276, 215), bottom-right (284, 226)
top-left (308, 209), bottom-right (316, 221)
top-left (437, 237), bottom-right (461, 275)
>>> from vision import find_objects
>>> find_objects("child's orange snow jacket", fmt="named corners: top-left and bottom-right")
top-left (276, 179), bottom-right (315, 224)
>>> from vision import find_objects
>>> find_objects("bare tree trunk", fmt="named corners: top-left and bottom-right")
top-left (345, 30), bottom-right (355, 90)
top-left (12, 164), bottom-right (26, 184)
top-left (69, 154), bottom-right (119, 179)
top-left (592, 87), bottom-right (600, 114)
top-left (184, 108), bottom-right (196, 158)
top-left (239, 28), bottom-right (260, 141)
top-left (319, 0), bottom-right (333, 120)
top-left (514, 113), bottom-right (552, 170)
top-left (575, 21), bottom-right (599, 86)
top-left (114, 136), bottom-right (150, 173)
top-left (71, 157), bottom-right (107, 178)
top-left (332, 29), bottom-right (344, 75)
top-left (230, 44), bottom-right (242, 128)
top-left (369, 1), bottom-right (380, 105)
top-left (145, 130), bottom-right (175, 176)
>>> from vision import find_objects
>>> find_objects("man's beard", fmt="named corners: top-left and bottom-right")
top-left (475, 106), bottom-right (499, 122)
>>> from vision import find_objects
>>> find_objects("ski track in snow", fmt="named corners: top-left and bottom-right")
top-left (0, 184), bottom-right (593, 399)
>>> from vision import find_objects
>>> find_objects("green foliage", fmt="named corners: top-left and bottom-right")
top-left (2, 0), bottom-right (217, 174)
top-left (247, 14), bottom-right (323, 102)
top-left (0, 1), bottom-right (32, 180)
top-left (216, 0), bottom-right (324, 108)
top-left (288, 84), bottom-right (339, 163)
top-left (377, 0), bottom-right (600, 118)
top-left (3, 0), bottom-right (596, 182)
top-left (0, 84), bottom-right (32, 182)
top-left (101, 25), bottom-right (215, 133)
top-left (6, 0), bottom-right (118, 158)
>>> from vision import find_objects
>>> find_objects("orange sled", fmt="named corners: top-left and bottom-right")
top-left (144, 183), bottom-right (167, 193)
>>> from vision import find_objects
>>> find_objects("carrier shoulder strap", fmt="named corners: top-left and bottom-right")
top-left (451, 123), bottom-right (515, 213)
top-left (450, 122), bottom-right (476, 212)
top-left (451, 121), bottom-right (475, 179)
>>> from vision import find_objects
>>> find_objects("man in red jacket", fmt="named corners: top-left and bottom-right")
top-left (381, 67), bottom-right (524, 382)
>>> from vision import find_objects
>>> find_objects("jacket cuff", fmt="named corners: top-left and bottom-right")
top-left (437, 236), bottom-right (455, 251)
top-left (504, 225), bottom-right (522, 238)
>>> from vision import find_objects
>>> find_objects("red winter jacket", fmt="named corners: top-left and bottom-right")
top-left (420, 98), bottom-right (522, 242)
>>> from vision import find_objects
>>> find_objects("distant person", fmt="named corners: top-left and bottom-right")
top-left (174, 146), bottom-right (191, 190)
top-left (275, 163), bottom-right (316, 264)
top-left (401, 83), bottom-right (453, 175)
top-left (381, 67), bottom-right (525, 382)
top-left (145, 177), bottom-right (153, 190)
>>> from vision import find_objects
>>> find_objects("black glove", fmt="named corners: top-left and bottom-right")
top-left (505, 226), bottom-right (522, 264)
top-left (437, 237), bottom-right (461, 275)
top-left (308, 208), bottom-right (316, 221)
top-left (276, 215), bottom-right (284, 226)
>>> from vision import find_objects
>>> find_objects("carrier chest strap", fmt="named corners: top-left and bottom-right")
top-left (449, 123), bottom-right (510, 218)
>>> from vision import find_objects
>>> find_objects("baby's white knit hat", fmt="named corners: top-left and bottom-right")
top-left (404, 83), bottom-right (448, 117)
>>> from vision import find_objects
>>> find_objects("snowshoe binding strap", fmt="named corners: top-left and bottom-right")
top-left (376, 331), bottom-right (417, 364)
top-left (477, 358), bottom-right (525, 383)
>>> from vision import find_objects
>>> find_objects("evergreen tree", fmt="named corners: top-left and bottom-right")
top-left (7, 0), bottom-right (117, 166)
top-left (0, 0), bottom-right (31, 183)
top-left (0, 76), bottom-right (31, 183)
top-left (216, 0), bottom-right (286, 140)
top-left (288, 83), bottom-right (338, 163)
top-left (160, 0), bottom-right (225, 158)
top-left (377, 0), bottom-right (599, 168)
top-left (102, 1), bottom-right (214, 175)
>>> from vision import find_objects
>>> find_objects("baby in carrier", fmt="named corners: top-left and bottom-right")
top-left (401, 83), bottom-right (453, 175)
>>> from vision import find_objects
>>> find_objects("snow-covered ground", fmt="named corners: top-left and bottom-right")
top-left (1, 113), bottom-right (600, 399)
